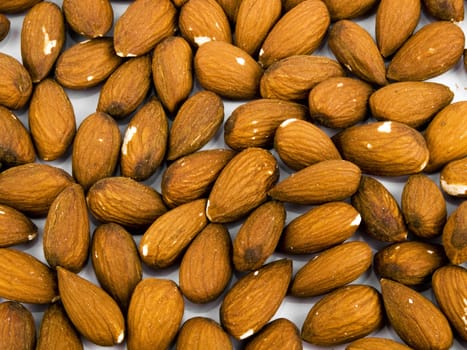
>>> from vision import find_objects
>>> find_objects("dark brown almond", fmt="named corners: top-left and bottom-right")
top-left (62, 0), bottom-right (113, 38)
top-left (442, 201), bottom-right (467, 264)
top-left (245, 318), bottom-right (302, 350)
top-left (0, 13), bottom-right (10, 41)
top-left (0, 0), bottom-right (42, 13)
top-left (0, 301), bottom-right (36, 350)
top-left (0, 203), bottom-right (37, 247)
top-left (177, 317), bottom-right (233, 350)
top-left (423, 0), bottom-right (464, 21)
top-left (0, 52), bottom-right (32, 109)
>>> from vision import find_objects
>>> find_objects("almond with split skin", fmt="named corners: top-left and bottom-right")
top-left (423, 0), bottom-right (464, 21)
top-left (0, 52), bottom-right (32, 109)
top-left (0, 301), bottom-right (36, 350)
top-left (346, 337), bottom-right (413, 350)
top-left (207, 147), bottom-right (279, 223)
top-left (259, 0), bottom-right (330, 68)
top-left (57, 267), bottom-right (125, 346)
top-left (220, 259), bottom-right (292, 340)
top-left (269, 160), bottom-right (361, 205)
top-left (120, 98), bottom-right (168, 181)
top-left (114, 0), bottom-right (176, 57)
top-left (177, 317), bottom-right (233, 350)
top-left (0, 248), bottom-right (57, 304)
top-left (62, 0), bottom-right (113, 38)
top-left (0, 14), bottom-right (10, 41)
top-left (442, 201), bottom-right (467, 264)
top-left (440, 157), bottom-right (467, 197)
top-left (0, 0), bottom-right (42, 13)
top-left (322, 0), bottom-right (378, 20)
top-left (245, 318), bottom-right (302, 350)
top-left (29, 78), bottom-right (76, 161)
top-left (0, 204), bottom-right (37, 247)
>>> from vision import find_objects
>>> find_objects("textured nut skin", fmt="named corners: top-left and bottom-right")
top-left (0, 14), bottom-right (10, 41)
top-left (0, 301), bottom-right (36, 350)
top-left (0, 203), bottom-right (37, 247)
top-left (245, 318), bottom-right (302, 350)
top-left (62, 0), bottom-right (113, 38)
top-left (0, 52), bottom-right (32, 109)
top-left (442, 201), bottom-right (467, 264)
top-left (423, 0), bottom-right (464, 21)
top-left (0, 0), bottom-right (42, 13)
top-left (440, 157), bottom-right (467, 198)
top-left (176, 317), bottom-right (233, 350)
top-left (346, 337), bottom-right (413, 350)
top-left (322, 0), bottom-right (378, 20)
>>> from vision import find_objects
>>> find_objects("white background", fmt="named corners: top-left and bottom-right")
top-left (1, 1), bottom-right (466, 349)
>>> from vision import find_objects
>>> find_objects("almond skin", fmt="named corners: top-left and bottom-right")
top-left (216, 0), bottom-right (241, 23)
top-left (0, 301), bottom-right (36, 350)
top-left (381, 278), bottom-right (453, 350)
top-left (62, 0), bottom-right (113, 38)
top-left (0, 203), bottom-right (37, 247)
top-left (206, 147), bottom-right (279, 223)
top-left (346, 337), bottom-right (413, 350)
top-left (179, 223), bottom-right (232, 303)
top-left (0, 52), bottom-right (32, 109)
top-left (177, 317), bottom-right (233, 350)
top-left (322, 0), bottom-right (378, 20)
top-left (440, 157), bottom-right (467, 198)
top-left (220, 259), bottom-right (292, 340)
top-left (245, 318), bottom-right (302, 350)
top-left (387, 21), bottom-right (465, 81)
top-left (0, 0), bottom-right (42, 13)
top-left (0, 13), bottom-right (10, 41)
top-left (424, 0), bottom-right (464, 21)
top-left (442, 201), bottom-right (467, 264)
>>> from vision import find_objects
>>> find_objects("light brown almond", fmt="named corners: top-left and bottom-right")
top-left (322, 0), bottom-right (378, 20)
top-left (245, 318), bottom-right (302, 350)
top-left (0, 301), bottom-right (36, 350)
top-left (0, 0), bottom-right (42, 13)
top-left (442, 201), bottom-right (467, 264)
top-left (440, 157), bottom-right (467, 197)
top-left (0, 52), bottom-right (32, 109)
top-left (0, 14), bottom-right (10, 41)
top-left (177, 317), bottom-right (233, 350)
top-left (0, 203), bottom-right (37, 247)
top-left (62, 0), bottom-right (113, 38)
top-left (346, 337), bottom-right (413, 350)
top-left (423, 0), bottom-right (464, 21)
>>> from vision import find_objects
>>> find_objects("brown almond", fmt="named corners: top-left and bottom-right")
top-left (233, 201), bottom-right (286, 271)
top-left (57, 267), bottom-right (125, 346)
top-left (0, 163), bottom-right (74, 216)
top-left (113, 0), bottom-right (176, 57)
top-left (245, 318), bottom-right (302, 350)
top-left (0, 203), bottom-right (37, 247)
top-left (91, 223), bottom-right (142, 310)
top-left (62, 0), bottom-right (113, 38)
top-left (380, 278), bottom-right (453, 350)
top-left (423, 0), bottom-right (464, 21)
top-left (43, 183), bottom-right (89, 272)
top-left (139, 199), bottom-right (208, 269)
top-left (72, 112), bottom-right (121, 190)
top-left (179, 223), bottom-right (232, 303)
top-left (329, 19), bottom-right (387, 86)
top-left (387, 21), bottom-right (465, 81)
top-left (309, 76), bottom-right (373, 129)
top-left (216, 0), bottom-right (241, 23)
top-left (29, 78), bottom-right (76, 161)
top-left (346, 337), bottom-right (413, 350)
top-left (401, 174), bottom-right (447, 239)
top-left (120, 98), bottom-right (168, 181)
top-left (206, 147), bottom-right (279, 223)
top-left (274, 119), bottom-right (341, 171)
top-left (0, 13), bottom-right (10, 41)
top-left (86, 176), bottom-right (167, 231)
top-left (259, 0), bottom-right (330, 68)
top-left (442, 201), bottom-right (467, 264)
top-left (376, 0), bottom-right (421, 57)
top-left (260, 55), bottom-right (345, 101)
top-left (127, 278), bottom-right (184, 350)
top-left (0, 301), bottom-right (36, 350)
top-left (224, 98), bottom-right (308, 151)
top-left (177, 317), bottom-right (233, 350)
top-left (152, 36), bottom-right (193, 114)
top-left (97, 55), bottom-right (151, 119)
top-left (291, 241), bottom-right (372, 297)
top-left (322, 0), bottom-right (378, 20)
top-left (269, 159), bottom-right (361, 205)
top-left (220, 259), bottom-right (292, 340)
top-left (194, 40), bottom-right (263, 99)
top-left (0, 248), bottom-right (57, 304)
top-left (55, 37), bottom-right (122, 89)
top-left (333, 121), bottom-right (429, 176)
top-left (302, 285), bottom-right (384, 346)
top-left (179, 0), bottom-right (231, 47)
top-left (440, 157), bottom-right (467, 198)
top-left (167, 90), bottom-right (224, 160)
top-left (352, 176), bottom-right (408, 242)
top-left (0, 0), bottom-right (42, 13)
top-left (0, 52), bottom-right (32, 109)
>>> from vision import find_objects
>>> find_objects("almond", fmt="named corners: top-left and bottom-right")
top-left (43, 183), bottom-right (90, 272)
top-left (369, 81), bottom-right (453, 128)
top-left (380, 278), bottom-right (453, 350)
top-left (322, 0), bottom-right (378, 20)
top-left (423, 0), bottom-right (464, 22)
top-left (57, 267), bottom-right (125, 346)
top-left (432, 265), bottom-right (467, 341)
top-left (194, 40), bottom-right (263, 99)
top-left (120, 98), bottom-right (168, 181)
top-left (0, 204), bottom-right (37, 247)
top-left (244, 318), bottom-right (302, 350)
top-left (333, 121), bottom-right (429, 176)
top-left (179, 223), bottom-right (232, 303)
top-left (280, 201), bottom-right (361, 254)
top-left (224, 98), bottom-right (308, 150)
top-left (206, 147), bottom-right (279, 223)
top-left (86, 176), bottom-right (167, 231)
top-left (442, 201), bottom-right (467, 264)
top-left (55, 37), bottom-right (122, 89)
top-left (91, 223), bottom-right (143, 310)
top-left (0, 52), bottom-right (32, 109)
top-left (0, 301), bottom-right (36, 350)
top-left (0, 13), bottom-right (10, 41)
top-left (401, 174), bottom-right (447, 239)
top-left (167, 90), bottom-right (224, 160)
top-left (0, 0), bottom-right (42, 13)
top-left (0, 163), bottom-right (74, 216)
top-left (351, 176), bottom-right (408, 242)
top-left (0, 248), bottom-right (57, 304)
top-left (37, 302), bottom-right (83, 350)
top-left (216, 0), bottom-right (241, 23)
top-left (177, 317), bottom-right (233, 349)
top-left (260, 55), bottom-right (345, 101)
top-left (139, 199), bottom-right (208, 269)
top-left (269, 159), bottom-right (361, 205)
top-left (346, 337), bottom-right (413, 350)
top-left (234, 0), bottom-right (282, 56)
top-left (97, 55), bottom-right (151, 119)
top-left (0, 105), bottom-right (35, 168)
top-left (308, 76), bottom-right (373, 129)
top-left (72, 111), bottom-right (121, 190)
top-left (179, 0), bottom-right (231, 47)
top-left (152, 36), bottom-right (193, 114)
top-left (291, 241), bottom-right (372, 297)
top-left (113, 0), bottom-right (176, 57)
top-left (301, 285), bottom-right (384, 346)
top-left (387, 21), bottom-right (465, 81)
top-left (62, 0), bottom-right (113, 38)
top-left (375, 0), bottom-right (421, 57)
top-left (440, 157), bottom-right (467, 197)
top-left (274, 119), bottom-right (342, 170)
top-left (329, 20), bottom-right (387, 86)
top-left (233, 201), bottom-right (286, 271)
top-left (259, 0), bottom-right (330, 68)
top-left (28, 78), bottom-right (76, 161)
top-left (220, 259), bottom-right (292, 340)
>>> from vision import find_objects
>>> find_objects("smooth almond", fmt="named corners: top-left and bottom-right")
top-left (440, 157), bottom-right (467, 198)
top-left (0, 203), bottom-right (37, 247)
top-left (177, 317), bottom-right (233, 350)
top-left (245, 318), bottom-right (302, 350)
top-left (0, 301), bottom-right (36, 350)
top-left (442, 201), bottom-right (467, 264)
top-left (0, 52), bottom-right (32, 109)
top-left (424, 0), bottom-right (464, 21)
top-left (62, 0), bottom-right (113, 38)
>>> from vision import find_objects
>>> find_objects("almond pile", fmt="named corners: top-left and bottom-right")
top-left (0, 1), bottom-right (467, 349)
